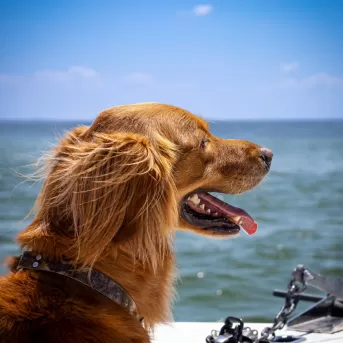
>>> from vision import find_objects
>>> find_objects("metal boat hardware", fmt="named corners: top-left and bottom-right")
top-left (205, 265), bottom-right (343, 343)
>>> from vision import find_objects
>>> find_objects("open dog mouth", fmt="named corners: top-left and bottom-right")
top-left (181, 192), bottom-right (258, 236)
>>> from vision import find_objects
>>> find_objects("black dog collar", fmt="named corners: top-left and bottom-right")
top-left (17, 251), bottom-right (142, 323)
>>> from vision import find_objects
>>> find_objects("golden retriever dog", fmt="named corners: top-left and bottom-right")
top-left (0, 103), bottom-right (272, 343)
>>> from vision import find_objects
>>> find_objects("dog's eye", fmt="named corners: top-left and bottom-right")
top-left (200, 138), bottom-right (209, 149)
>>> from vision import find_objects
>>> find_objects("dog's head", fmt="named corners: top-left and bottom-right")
top-left (19, 103), bottom-right (272, 270)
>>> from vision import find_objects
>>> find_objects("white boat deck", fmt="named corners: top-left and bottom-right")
top-left (153, 322), bottom-right (343, 343)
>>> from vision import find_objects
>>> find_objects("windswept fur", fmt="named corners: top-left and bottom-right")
top-left (0, 103), bottom-right (271, 343)
top-left (20, 128), bottom-right (178, 272)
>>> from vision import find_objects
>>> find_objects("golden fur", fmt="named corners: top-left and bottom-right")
top-left (0, 103), bottom-right (271, 343)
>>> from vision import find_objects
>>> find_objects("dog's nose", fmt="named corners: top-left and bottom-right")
top-left (260, 147), bottom-right (273, 169)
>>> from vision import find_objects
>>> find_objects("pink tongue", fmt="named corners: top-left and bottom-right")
top-left (198, 193), bottom-right (258, 236)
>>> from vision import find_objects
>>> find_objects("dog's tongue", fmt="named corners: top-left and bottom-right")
top-left (199, 193), bottom-right (258, 235)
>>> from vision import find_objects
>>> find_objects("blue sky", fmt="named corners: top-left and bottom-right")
top-left (0, 0), bottom-right (342, 120)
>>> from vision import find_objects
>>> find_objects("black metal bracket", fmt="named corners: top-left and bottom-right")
top-left (286, 295), bottom-right (343, 334)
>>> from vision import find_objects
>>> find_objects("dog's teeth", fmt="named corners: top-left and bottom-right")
top-left (200, 204), bottom-right (205, 210)
top-left (232, 216), bottom-right (241, 223)
top-left (206, 209), bottom-right (211, 214)
top-left (189, 194), bottom-right (201, 205)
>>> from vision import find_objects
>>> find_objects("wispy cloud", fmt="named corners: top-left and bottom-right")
top-left (278, 62), bottom-right (343, 89)
top-left (193, 4), bottom-right (213, 16)
top-left (34, 66), bottom-right (99, 82)
top-left (280, 62), bottom-right (299, 73)
top-left (0, 66), bottom-right (100, 87)
top-left (0, 68), bottom-right (154, 89)
top-left (0, 66), bottom-right (104, 119)
top-left (280, 72), bottom-right (343, 89)
top-left (122, 72), bottom-right (153, 85)
top-left (0, 68), bottom-right (157, 119)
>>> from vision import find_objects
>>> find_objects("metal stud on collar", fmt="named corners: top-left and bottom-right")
top-left (32, 254), bottom-right (42, 267)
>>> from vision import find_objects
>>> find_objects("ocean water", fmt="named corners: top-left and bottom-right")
top-left (0, 120), bottom-right (342, 323)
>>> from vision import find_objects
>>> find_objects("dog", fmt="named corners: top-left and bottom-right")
top-left (0, 103), bottom-right (272, 343)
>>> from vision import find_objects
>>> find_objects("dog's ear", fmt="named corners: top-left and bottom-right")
top-left (20, 128), bottom-right (178, 270)
top-left (78, 131), bottom-right (178, 267)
